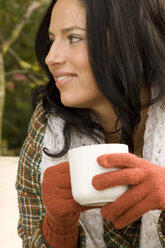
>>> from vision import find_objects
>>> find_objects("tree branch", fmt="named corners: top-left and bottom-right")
top-left (7, 48), bottom-right (39, 83)
top-left (6, 69), bottom-right (29, 77)
top-left (2, 2), bottom-right (41, 55)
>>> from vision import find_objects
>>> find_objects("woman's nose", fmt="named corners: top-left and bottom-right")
top-left (45, 41), bottom-right (66, 66)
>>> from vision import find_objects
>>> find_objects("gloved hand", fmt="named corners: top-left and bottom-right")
top-left (42, 162), bottom-right (90, 248)
top-left (92, 153), bottom-right (165, 229)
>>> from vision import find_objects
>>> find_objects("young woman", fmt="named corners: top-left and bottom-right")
top-left (16, 0), bottom-right (165, 247)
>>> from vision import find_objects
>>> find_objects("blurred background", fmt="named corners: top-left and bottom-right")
top-left (0, 2), bottom-right (51, 246)
top-left (0, 0), bottom-right (49, 156)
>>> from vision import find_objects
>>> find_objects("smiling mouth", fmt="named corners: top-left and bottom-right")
top-left (55, 75), bottom-right (77, 82)
top-left (55, 75), bottom-right (77, 88)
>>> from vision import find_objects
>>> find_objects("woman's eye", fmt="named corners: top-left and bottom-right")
top-left (49, 38), bottom-right (54, 44)
top-left (68, 35), bottom-right (83, 44)
top-left (47, 37), bottom-right (54, 45)
top-left (44, 38), bottom-right (54, 50)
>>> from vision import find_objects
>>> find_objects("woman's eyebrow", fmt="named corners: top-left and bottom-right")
top-left (62, 25), bottom-right (86, 33)
top-left (48, 25), bottom-right (86, 36)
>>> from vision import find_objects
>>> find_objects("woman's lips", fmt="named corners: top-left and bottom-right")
top-left (55, 76), bottom-right (77, 88)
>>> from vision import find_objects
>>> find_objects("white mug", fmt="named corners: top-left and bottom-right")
top-left (68, 143), bottom-right (129, 206)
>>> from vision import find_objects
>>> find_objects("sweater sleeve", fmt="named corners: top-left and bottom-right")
top-left (16, 100), bottom-right (86, 248)
top-left (103, 218), bottom-right (141, 248)
top-left (16, 100), bottom-right (49, 247)
top-left (158, 211), bottom-right (165, 246)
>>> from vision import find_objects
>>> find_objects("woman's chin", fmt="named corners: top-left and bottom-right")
top-left (60, 97), bottom-right (85, 109)
top-left (61, 97), bottom-right (78, 108)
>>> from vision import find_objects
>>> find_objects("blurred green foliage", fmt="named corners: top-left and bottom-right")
top-left (2, 80), bottom-right (32, 155)
top-left (0, 0), bottom-right (49, 155)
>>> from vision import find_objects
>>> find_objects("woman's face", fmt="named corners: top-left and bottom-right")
top-left (45, 0), bottom-right (108, 110)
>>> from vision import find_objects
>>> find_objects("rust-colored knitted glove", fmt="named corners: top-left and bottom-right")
top-left (92, 153), bottom-right (165, 229)
top-left (42, 162), bottom-right (89, 248)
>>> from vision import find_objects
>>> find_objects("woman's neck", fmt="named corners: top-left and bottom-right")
top-left (104, 105), bottom-right (149, 157)
top-left (94, 86), bottom-right (151, 157)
